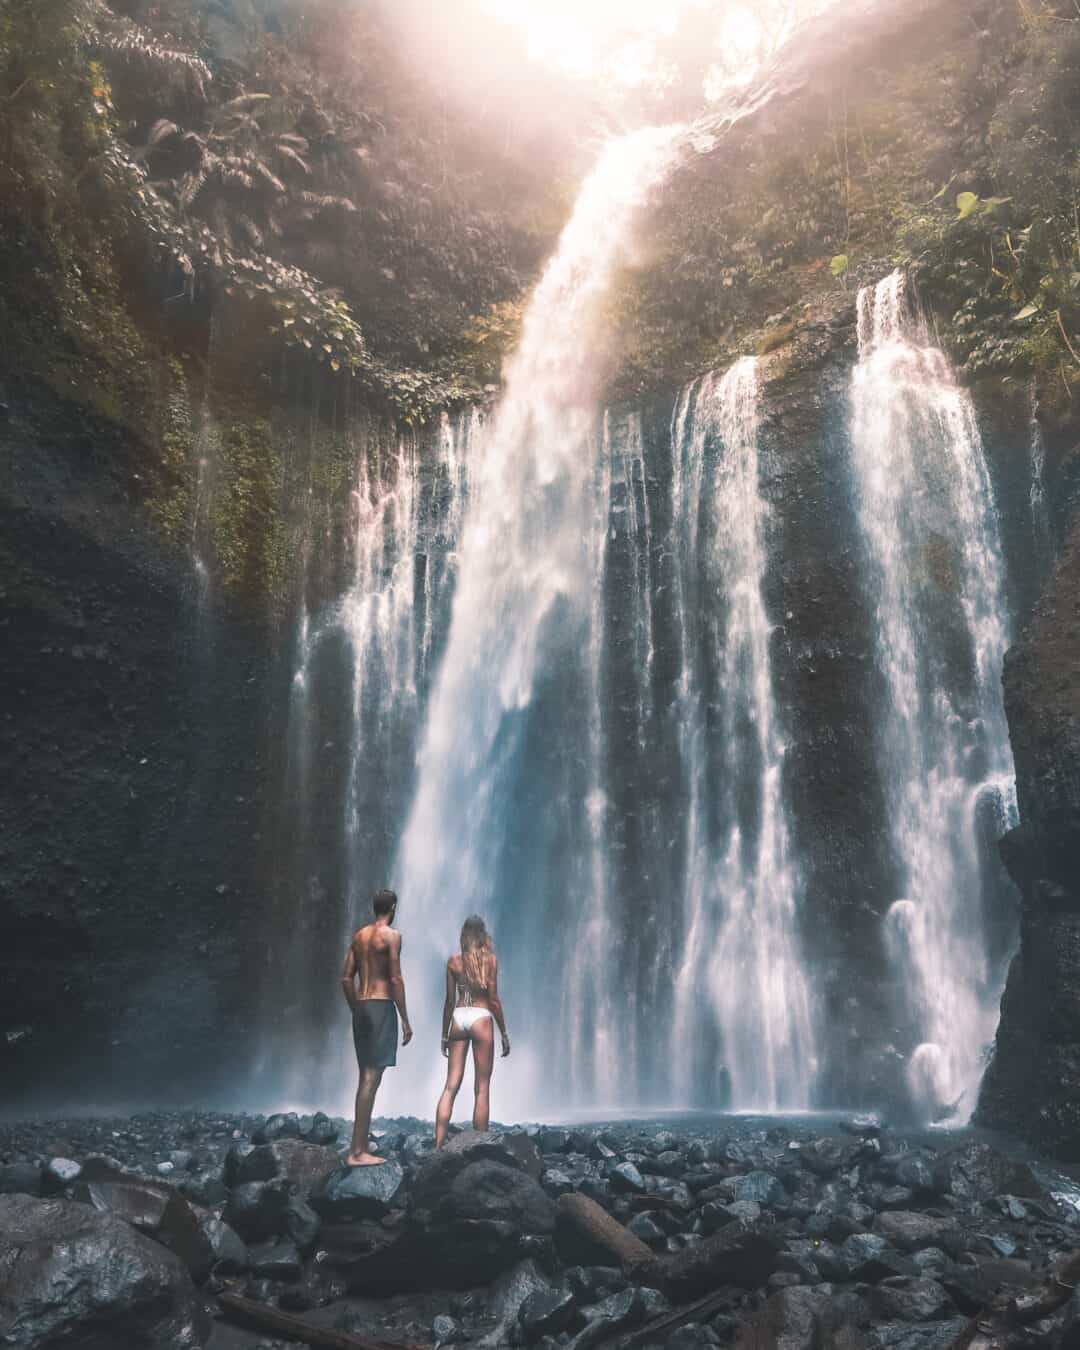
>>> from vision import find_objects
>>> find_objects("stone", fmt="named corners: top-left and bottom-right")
top-left (877, 1185), bottom-right (915, 1210)
top-left (41, 1156), bottom-right (81, 1192)
top-left (872, 1211), bottom-right (954, 1253)
top-left (437, 1128), bottom-right (543, 1180)
top-left (567, 1266), bottom-right (628, 1303)
top-left (309, 1160), bottom-right (405, 1221)
top-left (567, 1287), bottom-right (645, 1350)
top-left (473, 1258), bottom-right (557, 1348)
top-left (910, 1247), bottom-right (947, 1279)
top-left (433, 1313), bottom-right (464, 1346)
top-left (75, 1179), bottom-right (214, 1281)
top-left (519, 1285), bottom-right (578, 1341)
top-left (285, 1195), bottom-right (321, 1252)
top-left (248, 1239), bottom-right (302, 1282)
top-left (422, 1159), bottom-right (556, 1234)
top-left (609, 1161), bottom-right (647, 1194)
top-left (252, 1112), bottom-right (301, 1145)
top-left (734, 1170), bottom-right (786, 1206)
top-left (0, 1194), bottom-right (207, 1349)
top-left (306, 1111), bottom-right (339, 1146)
top-left (628, 1212), bottom-right (667, 1245)
top-left (539, 1127), bottom-right (572, 1154)
top-left (238, 1139), bottom-right (337, 1189)
top-left (0, 1162), bottom-right (42, 1196)
top-left (758, 1284), bottom-right (833, 1350)
top-left (542, 1167), bottom-right (575, 1197)
top-left (799, 1138), bottom-right (847, 1177)
top-left (868, 1320), bottom-right (969, 1350)
top-left (224, 1178), bottom-right (291, 1240)
top-left (198, 1215), bottom-right (250, 1273)
top-left (870, 1276), bottom-right (951, 1323)
top-left (224, 1142), bottom-right (256, 1186)
top-left (179, 1166), bottom-right (228, 1207)
top-left (894, 1153), bottom-right (936, 1193)
top-left (931, 1142), bottom-right (1042, 1202)
top-left (839, 1115), bottom-right (883, 1137)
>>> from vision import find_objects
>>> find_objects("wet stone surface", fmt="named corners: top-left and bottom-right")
top-left (1, 1111), bottom-right (1079, 1348)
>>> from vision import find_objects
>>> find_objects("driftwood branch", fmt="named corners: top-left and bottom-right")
top-left (556, 1193), bottom-right (653, 1272)
top-left (217, 1292), bottom-right (429, 1350)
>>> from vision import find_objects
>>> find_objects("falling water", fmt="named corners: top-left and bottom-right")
top-left (389, 128), bottom-right (682, 1117)
top-left (849, 270), bottom-right (1018, 1122)
top-left (670, 360), bottom-right (818, 1110)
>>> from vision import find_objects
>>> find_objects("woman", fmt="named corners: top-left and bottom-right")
top-left (435, 915), bottom-right (510, 1147)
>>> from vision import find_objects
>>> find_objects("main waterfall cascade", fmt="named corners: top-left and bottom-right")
top-left (257, 147), bottom-right (1025, 1120)
top-left (849, 270), bottom-right (1019, 1123)
top-left (670, 361), bottom-right (818, 1111)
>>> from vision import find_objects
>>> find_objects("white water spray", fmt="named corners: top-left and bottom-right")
top-left (671, 359), bottom-right (818, 1110)
top-left (849, 269), bottom-right (1018, 1122)
top-left (389, 129), bottom-right (682, 1117)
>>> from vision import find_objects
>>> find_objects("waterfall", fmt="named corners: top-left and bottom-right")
top-left (388, 128), bottom-right (681, 1117)
top-left (1028, 388), bottom-right (1052, 575)
top-left (670, 359), bottom-right (818, 1110)
top-left (849, 269), bottom-right (1018, 1122)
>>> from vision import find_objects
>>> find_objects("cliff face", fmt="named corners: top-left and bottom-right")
top-left (0, 386), bottom-right (276, 1105)
top-left (978, 509), bottom-right (1080, 1158)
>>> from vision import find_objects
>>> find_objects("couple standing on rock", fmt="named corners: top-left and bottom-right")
top-left (340, 888), bottom-right (511, 1166)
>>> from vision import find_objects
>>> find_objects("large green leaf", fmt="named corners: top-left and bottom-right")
top-left (830, 254), bottom-right (849, 278)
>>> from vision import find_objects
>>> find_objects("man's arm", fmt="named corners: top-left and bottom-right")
top-left (388, 931), bottom-right (412, 1045)
top-left (341, 943), bottom-right (358, 1011)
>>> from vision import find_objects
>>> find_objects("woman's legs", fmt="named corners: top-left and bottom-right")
top-left (435, 1035), bottom-right (469, 1148)
top-left (471, 1017), bottom-right (495, 1133)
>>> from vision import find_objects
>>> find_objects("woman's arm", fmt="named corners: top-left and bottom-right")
top-left (440, 961), bottom-right (455, 1057)
top-left (488, 955), bottom-right (510, 1057)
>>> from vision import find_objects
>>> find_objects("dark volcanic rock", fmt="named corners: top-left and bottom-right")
top-left (434, 1159), bottom-right (557, 1232)
top-left (0, 1194), bottom-right (208, 1348)
top-left (436, 1129), bottom-right (543, 1180)
top-left (870, 1276), bottom-right (951, 1322)
top-left (74, 1179), bottom-right (214, 1281)
top-left (0, 1162), bottom-right (42, 1196)
top-left (198, 1214), bottom-right (250, 1274)
top-left (251, 1112), bottom-right (301, 1145)
top-left (979, 514), bottom-right (1080, 1158)
top-left (306, 1112), bottom-right (339, 1146)
top-left (237, 1139), bottom-right (337, 1189)
top-left (872, 1211), bottom-right (955, 1253)
top-left (520, 1285), bottom-right (578, 1341)
top-left (310, 1160), bottom-right (405, 1220)
top-left (224, 1178), bottom-right (291, 1240)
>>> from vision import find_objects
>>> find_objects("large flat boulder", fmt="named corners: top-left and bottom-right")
top-left (0, 1194), bottom-right (208, 1349)
top-left (309, 1160), bottom-right (405, 1221)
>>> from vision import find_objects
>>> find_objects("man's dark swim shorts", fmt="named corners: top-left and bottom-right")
top-left (352, 999), bottom-right (398, 1069)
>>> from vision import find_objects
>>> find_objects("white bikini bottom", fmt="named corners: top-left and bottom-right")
top-left (452, 1007), bottom-right (493, 1034)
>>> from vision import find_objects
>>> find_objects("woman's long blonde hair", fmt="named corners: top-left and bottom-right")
top-left (460, 915), bottom-right (493, 992)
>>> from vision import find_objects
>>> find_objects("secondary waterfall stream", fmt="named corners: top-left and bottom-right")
top-left (849, 270), bottom-right (1018, 1122)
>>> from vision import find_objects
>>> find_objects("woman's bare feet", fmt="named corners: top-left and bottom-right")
top-left (346, 1152), bottom-right (387, 1166)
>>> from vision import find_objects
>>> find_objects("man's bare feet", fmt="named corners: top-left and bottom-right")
top-left (346, 1152), bottom-right (387, 1166)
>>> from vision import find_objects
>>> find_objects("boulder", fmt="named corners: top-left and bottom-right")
top-left (872, 1211), bottom-right (954, 1253)
top-left (248, 1239), bottom-right (303, 1282)
top-left (197, 1215), bottom-right (249, 1274)
top-left (799, 1138), bottom-right (847, 1177)
top-left (309, 1160), bottom-right (405, 1221)
top-left (520, 1285), bottom-right (578, 1342)
top-left (931, 1142), bottom-right (1042, 1202)
top-left (867, 1320), bottom-right (969, 1350)
top-left (413, 1152), bottom-right (555, 1235)
top-left (472, 1259), bottom-right (557, 1348)
top-left (0, 1162), bottom-right (42, 1196)
top-left (758, 1285), bottom-right (835, 1350)
top-left (285, 1195), bottom-right (321, 1252)
top-left (609, 1161), bottom-right (647, 1195)
top-left (0, 1194), bottom-right (208, 1349)
top-left (223, 1178), bottom-right (291, 1241)
top-left (870, 1276), bottom-right (951, 1323)
top-left (74, 1180), bottom-right (214, 1282)
top-left (236, 1139), bottom-right (337, 1189)
top-left (734, 1170), bottom-right (786, 1206)
top-left (567, 1287), bottom-right (647, 1350)
top-left (179, 1167), bottom-right (228, 1207)
top-left (305, 1112), bottom-right (339, 1146)
top-left (538, 1128), bottom-right (572, 1154)
top-left (436, 1129), bottom-right (543, 1180)
top-left (41, 1157), bottom-right (81, 1193)
top-left (251, 1112), bottom-right (301, 1145)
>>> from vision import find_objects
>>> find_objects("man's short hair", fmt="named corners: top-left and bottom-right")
top-left (372, 888), bottom-right (397, 917)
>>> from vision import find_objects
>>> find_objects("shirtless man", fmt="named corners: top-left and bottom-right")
top-left (340, 888), bottom-right (412, 1166)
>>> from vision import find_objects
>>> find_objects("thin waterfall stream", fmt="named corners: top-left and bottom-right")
top-left (849, 270), bottom-right (1019, 1122)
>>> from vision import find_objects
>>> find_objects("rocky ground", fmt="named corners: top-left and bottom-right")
top-left (2, 1111), bottom-right (1080, 1349)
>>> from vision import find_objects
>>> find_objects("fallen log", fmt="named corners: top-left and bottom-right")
top-left (556, 1193), bottom-right (653, 1272)
top-left (217, 1291), bottom-right (429, 1350)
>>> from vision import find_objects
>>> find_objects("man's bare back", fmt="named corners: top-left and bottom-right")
top-left (348, 922), bottom-right (398, 1003)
